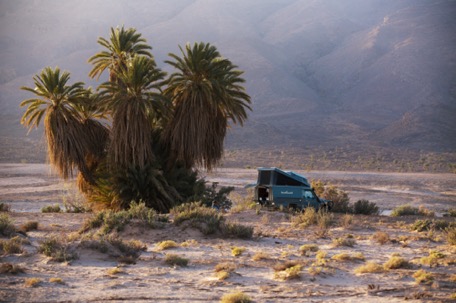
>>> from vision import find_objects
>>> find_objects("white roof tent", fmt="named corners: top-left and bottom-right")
top-left (256, 167), bottom-right (310, 188)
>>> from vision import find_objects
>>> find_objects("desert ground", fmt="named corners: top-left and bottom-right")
top-left (0, 163), bottom-right (455, 302)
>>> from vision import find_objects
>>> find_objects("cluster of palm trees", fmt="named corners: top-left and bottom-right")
top-left (20, 26), bottom-right (251, 212)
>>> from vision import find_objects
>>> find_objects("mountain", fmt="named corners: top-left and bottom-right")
top-left (0, 0), bottom-right (455, 163)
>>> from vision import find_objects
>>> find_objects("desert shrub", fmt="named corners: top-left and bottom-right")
top-left (215, 262), bottom-right (236, 273)
top-left (105, 234), bottom-right (146, 257)
top-left (171, 202), bottom-right (223, 235)
top-left (181, 239), bottom-right (198, 247)
top-left (274, 264), bottom-right (302, 280)
top-left (156, 240), bottom-right (179, 251)
top-left (332, 236), bottom-right (356, 247)
top-left (216, 270), bottom-right (230, 280)
top-left (418, 205), bottom-right (434, 217)
top-left (371, 231), bottom-right (390, 245)
top-left (0, 237), bottom-right (24, 254)
top-left (332, 252), bottom-right (365, 262)
top-left (80, 202), bottom-right (165, 235)
top-left (107, 267), bottom-right (123, 275)
top-left (20, 221), bottom-right (39, 233)
top-left (164, 253), bottom-right (188, 266)
top-left (41, 204), bottom-right (61, 213)
top-left (128, 201), bottom-right (166, 227)
top-left (291, 207), bottom-right (317, 228)
top-left (0, 263), bottom-right (25, 274)
top-left (49, 277), bottom-right (64, 284)
top-left (353, 200), bottom-right (379, 215)
top-left (38, 235), bottom-right (77, 262)
top-left (0, 213), bottom-right (16, 237)
top-left (316, 210), bottom-right (333, 229)
top-left (315, 250), bottom-right (328, 266)
top-left (231, 246), bottom-right (246, 257)
top-left (341, 214), bottom-right (353, 228)
top-left (413, 269), bottom-right (433, 284)
top-left (62, 184), bottom-right (91, 213)
top-left (230, 189), bottom-right (257, 213)
top-left (299, 244), bottom-right (319, 256)
top-left (220, 291), bottom-right (253, 303)
top-left (220, 222), bottom-right (254, 239)
top-left (411, 219), bottom-right (453, 232)
top-left (323, 185), bottom-right (351, 213)
top-left (0, 203), bottom-right (11, 212)
top-left (252, 252), bottom-right (270, 261)
top-left (447, 208), bottom-right (456, 217)
top-left (24, 278), bottom-right (41, 287)
top-left (383, 256), bottom-right (411, 270)
top-left (420, 250), bottom-right (445, 266)
top-left (447, 227), bottom-right (456, 245)
top-left (391, 205), bottom-right (418, 216)
top-left (354, 262), bottom-right (384, 274)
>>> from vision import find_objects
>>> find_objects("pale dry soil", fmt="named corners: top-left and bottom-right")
top-left (1, 164), bottom-right (455, 302)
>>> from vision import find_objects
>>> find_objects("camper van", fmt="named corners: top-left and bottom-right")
top-left (254, 167), bottom-right (332, 211)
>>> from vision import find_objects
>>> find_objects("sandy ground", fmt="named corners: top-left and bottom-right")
top-left (1, 164), bottom-right (455, 302)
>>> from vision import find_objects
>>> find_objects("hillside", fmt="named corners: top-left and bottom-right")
top-left (0, 0), bottom-right (455, 164)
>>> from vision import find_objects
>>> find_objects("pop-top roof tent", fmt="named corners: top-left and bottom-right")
top-left (257, 167), bottom-right (310, 187)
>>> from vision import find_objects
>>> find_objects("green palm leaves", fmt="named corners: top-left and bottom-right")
top-left (88, 26), bottom-right (152, 81)
top-left (19, 27), bottom-right (251, 212)
top-left (164, 42), bottom-right (251, 170)
top-left (20, 67), bottom-right (95, 182)
top-left (99, 56), bottom-right (166, 170)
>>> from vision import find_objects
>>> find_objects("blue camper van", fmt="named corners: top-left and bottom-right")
top-left (254, 167), bottom-right (332, 211)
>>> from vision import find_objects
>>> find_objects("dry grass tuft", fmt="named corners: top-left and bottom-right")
top-left (24, 278), bottom-right (41, 287)
top-left (231, 246), bottom-right (246, 257)
top-left (107, 267), bottom-right (123, 275)
top-left (156, 240), bottom-right (179, 251)
top-left (0, 263), bottom-right (25, 274)
top-left (371, 231), bottom-right (390, 245)
top-left (274, 264), bottom-right (302, 280)
top-left (299, 244), bottom-right (319, 256)
top-left (332, 236), bottom-right (356, 247)
top-left (181, 239), bottom-right (198, 247)
top-left (354, 262), bottom-right (384, 274)
top-left (332, 252), bottom-right (365, 262)
top-left (0, 213), bottom-right (16, 237)
top-left (447, 227), bottom-right (456, 245)
top-left (216, 270), bottom-right (231, 281)
top-left (252, 252), bottom-right (271, 261)
top-left (215, 262), bottom-right (236, 273)
top-left (20, 221), bottom-right (39, 233)
top-left (419, 251), bottom-right (445, 267)
top-left (49, 277), bottom-right (65, 284)
top-left (383, 256), bottom-right (411, 270)
top-left (413, 269), bottom-right (434, 284)
top-left (220, 291), bottom-right (253, 303)
top-left (164, 253), bottom-right (189, 267)
top-left (41, 204), bottom-right (61, 213)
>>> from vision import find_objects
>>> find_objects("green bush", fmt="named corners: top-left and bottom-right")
top-left (391, 205), bottom-right (419, 217)
top-left (38, 235), bottom-right (77, 262)
top-left (164, 253), bottom-right (189, 266)
top-left (0, 213), bottom-right (16, 237)
top-left (220, 222), bottom-right (254, 239)
top-left (411, 219), bottom-right (453, 232)
top-left (171, 202), bottom-right (223, 235)
top-left (353, 199), bottom-right (379, 215)
top-left (41, 204), bottom-right (61, 213)
top-left (0, 203), bottom-right (11, 212)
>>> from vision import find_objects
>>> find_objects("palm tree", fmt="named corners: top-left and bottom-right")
top-left (88, 26), bottom-right (152, 83)
top-left (164, 42), bottom-right (251, 170)
top-left (20, 67), bottom-right (95, 182)
top-left (98, 55), bottom-right (166, 170)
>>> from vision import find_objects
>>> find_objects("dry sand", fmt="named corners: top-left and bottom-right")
top-left (1, 164), bottom-right (455, 302)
